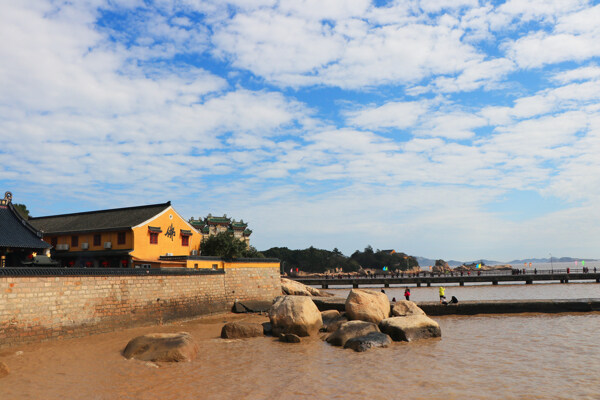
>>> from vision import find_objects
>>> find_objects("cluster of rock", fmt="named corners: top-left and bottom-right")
top-left (223, 289), bottom-right (441, 353)
top-left (432, 261), bottom-right (451, 273)
top-left (454, 264), bottom-right (512, 271)
top-left (122, 287), bottom-right (441, 363)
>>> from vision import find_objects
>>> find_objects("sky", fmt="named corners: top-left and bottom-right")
top-left (2, 0), bottom-right (600, 262)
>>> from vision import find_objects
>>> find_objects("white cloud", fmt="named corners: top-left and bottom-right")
top-left (210, 3), bottom-right (484, 88)
top-left (344, 101), bottom-right (429, 130)
top-left (431, 58), bottom-right (515, 92)
top-left (416, 111), bottom-right (487, 139)
top-left (505, 4), bottom-right (600, 68)
top-left (551, 64), bottom-right (600, 84)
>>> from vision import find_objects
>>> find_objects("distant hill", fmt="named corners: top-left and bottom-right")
top-left (418, 255), bottom-right (600, 268)
top-left (508, 257), bottom-right (598, 264)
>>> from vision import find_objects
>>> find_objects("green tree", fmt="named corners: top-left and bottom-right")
top-left (201, 231), bottom-right (263, 260)
top-left (13, 203), bottom-right (30, 219)
top-left (349, 247), bottom-right (418, 271)
top-left (262, 246), bottom-right (360, 273)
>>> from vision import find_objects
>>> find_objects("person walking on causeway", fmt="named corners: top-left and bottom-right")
top-left (439, 286), bottom-right (446, 303)
top-left (404, 288), bottom-right (411, 301)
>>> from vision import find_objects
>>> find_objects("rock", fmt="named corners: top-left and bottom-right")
top-left (432, 261), bottom-right (451, 273)
top-left (391, 300), bottom-right (426, 317)
top-left (326, 320), bottom-right (380, 347)
top-left (321, 309), bottom-right (341, 320)
top-left (345, 289), bottom-right (391, 324)
top-left (344, 332), bottom-right (392, 352)
top-left (312, 296), bottom-right (346, 312)
top-left (379, 316), bottom-right (441, 342)
top-left (262, 322), bottom-right (273, 335)
top-left (269, 296), bottom-right (323, 337)
top-left (281, 278), bottom-right (334, 297)
top-left (123, 332), bottom-right (198, 362)
top-left (0, 362), bottom-right (9, 378)
top-left (326, 318), bottom-right (348, 332)
top-left (321, 310), bottom-right (348, 332)
top-left (220, 322), bottom-right (264, 339)
top-left (279, 333), bottom-right (302, 343)
top-left (232, 300), bottom-right (273, 313)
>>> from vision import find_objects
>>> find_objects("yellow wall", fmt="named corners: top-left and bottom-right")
top-left (44, 231), bottom-right (133, 251)
top-left (224, 261), bottom-right (280, 269)
top-left (186, 259), bottom-right (225, 269)
top-left (131, 206), bottom-right (201, 261)
top-left (184, 259), bottom-right (279, 270)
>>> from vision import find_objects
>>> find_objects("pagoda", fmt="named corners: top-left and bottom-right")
top-left (189, 214), bottom-right (252, 245)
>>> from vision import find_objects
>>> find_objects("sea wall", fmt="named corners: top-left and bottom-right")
top-left (0, 265), bottom-right (281, 349)
top-left (311, 297), bottom-right (600, 315)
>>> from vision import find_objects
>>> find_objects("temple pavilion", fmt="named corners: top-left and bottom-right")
top-left (0, 191), bottom-right (51, 267)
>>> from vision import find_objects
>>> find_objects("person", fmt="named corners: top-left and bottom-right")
top-left (449, 295), bottom-right (458, 304)
top-left (404, 288), bottom-right (410, 301)
top-left (392, 297), bottom-right (396, 302)
top-left (439, 286), bottom-right (446, 303)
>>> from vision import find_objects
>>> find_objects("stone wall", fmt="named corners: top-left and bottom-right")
top-left (0, 266), bottom-right (281, 349)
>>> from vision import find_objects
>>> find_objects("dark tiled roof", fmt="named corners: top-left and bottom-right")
top-left (0, 203), bottom-right (51, 249)
top-left (29, 202), bottom-right (171, 235)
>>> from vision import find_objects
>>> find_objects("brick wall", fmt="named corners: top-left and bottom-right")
top-left (0, 266), bottom-right (281, 349)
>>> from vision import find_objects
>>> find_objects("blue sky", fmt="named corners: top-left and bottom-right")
top-left (2, 0), bottom-right (600, 261)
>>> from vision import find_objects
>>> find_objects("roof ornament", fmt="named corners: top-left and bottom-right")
top-left (5, 191), bottom-right (12, 203)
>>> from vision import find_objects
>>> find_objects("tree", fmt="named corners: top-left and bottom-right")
top-left (262, 246), bottom-right (360, 273)
top-left (200, 231), bottom-right (263, 260)
top-left (13, 203), bottom-right (30, 219)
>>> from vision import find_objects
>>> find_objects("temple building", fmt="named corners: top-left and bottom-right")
top-left (29, 201), bottom-right (201, 268)
top-left (189, 214), bottom-right (252, 245)
top-left (0, 191), bottom-right (51, 267)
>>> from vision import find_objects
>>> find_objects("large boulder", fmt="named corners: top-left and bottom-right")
top-left (123, 332), bottom-right (198, 362)
top-left (281, 278), bottom-right (334, 297)
top-left (344, 332), bottom-right (392, 352)
top-left (221, 322), bottom-right (264, 339)
top-left (345, 289), bottom-right (390, 324)
top-left (326, 320), bottom-right (380, 347)
top-left (269, 296), bottom-right (323, 337)
top-left (0, 362), bottom-right (9, 378)
top-left (391, 300), bottom-right (426, 317)
top-left (379, 316), bottom-right (441, 342)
